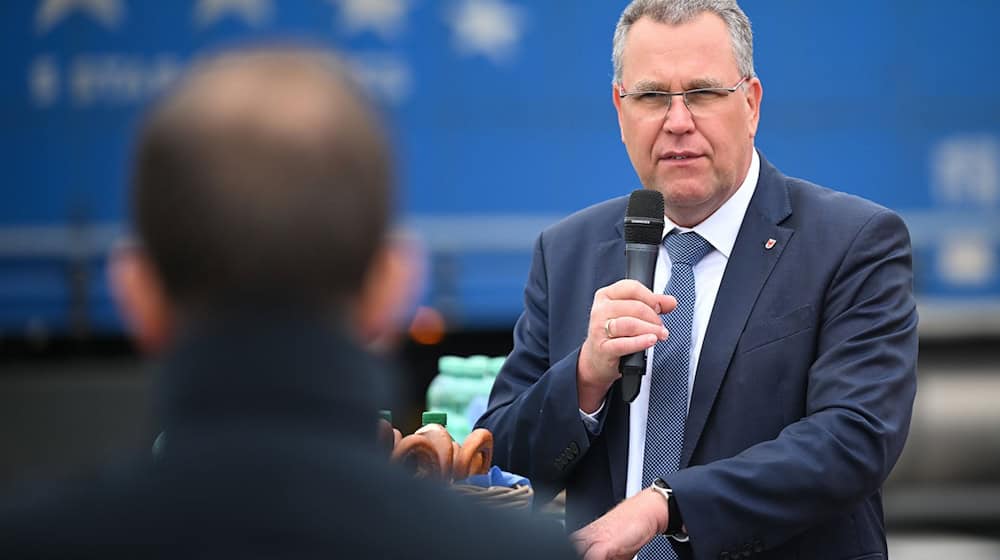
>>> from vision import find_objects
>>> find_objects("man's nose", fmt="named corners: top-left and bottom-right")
top-left (661, 97), bottom-right (695, 134)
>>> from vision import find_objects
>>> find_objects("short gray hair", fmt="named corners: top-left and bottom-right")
top-left (612, 0), bottom-right (755, 84)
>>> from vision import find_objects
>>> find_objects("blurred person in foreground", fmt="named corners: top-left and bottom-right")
top-left (476, 1), bottom-right (917, 559)
top-left (0, 47), bottom-right (577, 559)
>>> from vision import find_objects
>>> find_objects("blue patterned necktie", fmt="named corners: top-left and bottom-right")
top-left (638, 231), bottom-right (714, 560)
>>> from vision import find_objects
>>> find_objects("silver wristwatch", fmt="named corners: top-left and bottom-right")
top-left (650, 478), bottom-right (689, 542)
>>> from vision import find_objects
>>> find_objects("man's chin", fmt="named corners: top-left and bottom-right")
top-left (652, 181), bottom-right (713, 208)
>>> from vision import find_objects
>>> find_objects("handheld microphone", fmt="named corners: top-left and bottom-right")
top-left (620, 189), bottom-right (665, 403)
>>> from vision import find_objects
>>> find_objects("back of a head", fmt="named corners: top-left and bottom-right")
top-left (132, 47), bottom-right (392, 314)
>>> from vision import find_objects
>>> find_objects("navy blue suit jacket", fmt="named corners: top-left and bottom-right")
top-left (478, 155), bottom-right (918, 560)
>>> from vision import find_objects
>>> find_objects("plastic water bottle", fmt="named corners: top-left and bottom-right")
top-left (427, 356), bottom-right (494, 443)
top-left (465, 355), bottom-right (505, 432)
top-left (487, 356), bottom-right (506, 382)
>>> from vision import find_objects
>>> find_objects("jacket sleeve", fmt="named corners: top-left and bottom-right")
top-left (668, 210), bottom-right (919, 559)
top-left (476, 231), bottom-right (594, 504)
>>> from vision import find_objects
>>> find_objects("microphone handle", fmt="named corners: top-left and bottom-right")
top-left (620, 243), bottom-right (659, 403)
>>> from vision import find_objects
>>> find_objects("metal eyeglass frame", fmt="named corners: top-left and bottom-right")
top-left (617, 77), bottom-right (749, 113)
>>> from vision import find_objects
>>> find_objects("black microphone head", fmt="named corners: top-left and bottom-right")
top-left (624, 189), bottom-right (665, 245)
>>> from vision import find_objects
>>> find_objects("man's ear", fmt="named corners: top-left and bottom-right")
top-left (353, 231), bottom-right (426, 352)
top-left (109, 241), bottom-right (174, 354)
top-left (745, 77), bottom-right (763, 138)
top-left (612, 83), bottom-right (627, 144)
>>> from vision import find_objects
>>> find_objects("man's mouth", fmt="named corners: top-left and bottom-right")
top-left (660, 151), bottom-right (700, 161)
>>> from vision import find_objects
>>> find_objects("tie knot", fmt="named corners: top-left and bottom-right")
top-left (664, 231), bottom-right (713, 265)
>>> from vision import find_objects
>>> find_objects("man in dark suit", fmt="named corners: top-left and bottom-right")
top-left (477, 1), bottom-right (917, 559)
top-left (0, 48), bottom-right (577, 559)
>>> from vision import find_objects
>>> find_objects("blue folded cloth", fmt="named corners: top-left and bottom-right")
top-left (456, 465), bottom-right (530, 488)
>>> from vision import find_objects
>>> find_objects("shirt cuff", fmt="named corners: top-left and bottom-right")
top-left (579, 400), bottom-right (607, 435)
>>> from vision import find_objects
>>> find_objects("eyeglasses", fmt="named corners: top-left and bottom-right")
top-left (617, 77), bottom-right (748, 118)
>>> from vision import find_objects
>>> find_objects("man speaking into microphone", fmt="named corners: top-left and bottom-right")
top-left (476, 1), bottom-right (918, 559)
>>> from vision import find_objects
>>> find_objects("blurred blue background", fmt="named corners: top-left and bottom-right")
top-left (2, 0), bottom-right (998, 336)
top-left (1, 2), bottom-right (999, 555)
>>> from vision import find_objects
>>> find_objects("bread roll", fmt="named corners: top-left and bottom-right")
top-left (457, 429), bottom-right (494, 477)
top-left (392, 434), bottom-right (444, 479)
top-left (451, 441), bottom-right (467, 480)
top-left (392, 426), bottom-right (454, 480)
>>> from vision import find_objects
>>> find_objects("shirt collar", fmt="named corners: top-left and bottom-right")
top-left (662, 148), bottom-right (759, 259)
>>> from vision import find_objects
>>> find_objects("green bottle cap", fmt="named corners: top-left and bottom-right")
top-left (378, 409), bottom-right (392, 423)
top-left (438, 355), bottom-right (463, 373)
top-left (466, 355), bottom-right (490, 375)
top-left (422, 411), bottom-right (448, 426)
top-left (453, 359), bottom-right (481, 377)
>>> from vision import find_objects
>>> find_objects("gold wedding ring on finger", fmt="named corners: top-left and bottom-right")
top-left (605, 318), bottom-right (615, 339)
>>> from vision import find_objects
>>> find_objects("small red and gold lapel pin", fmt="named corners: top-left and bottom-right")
top-left (764, 238), bottom-right (777, 250)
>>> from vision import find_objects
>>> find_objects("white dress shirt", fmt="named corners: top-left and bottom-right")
top-left (623, 149), bottom-right (760, 499)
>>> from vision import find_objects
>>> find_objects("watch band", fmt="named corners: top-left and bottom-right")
top-left (651, 478), bottom-right (689, 542)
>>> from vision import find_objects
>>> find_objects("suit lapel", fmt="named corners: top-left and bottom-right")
top-left (680, 157), bottom-right (795, 467)
top-left (594, 223), bottom-right (626, 299)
